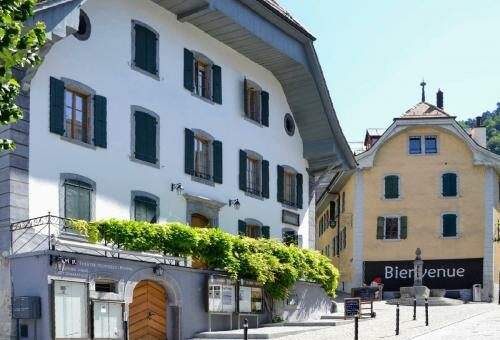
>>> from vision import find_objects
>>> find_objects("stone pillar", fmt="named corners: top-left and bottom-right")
top-left (413, 248), bottom-right (423, 286)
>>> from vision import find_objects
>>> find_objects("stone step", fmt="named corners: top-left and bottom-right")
top-left (192, 325), bottom-right (331, 339)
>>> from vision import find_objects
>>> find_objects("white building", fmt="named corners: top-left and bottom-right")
top-left (0, 0), bottom-right (355, 338)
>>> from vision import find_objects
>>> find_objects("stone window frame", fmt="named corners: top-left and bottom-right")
top-left (131, 19), bottom-right (160, 80)
top-left (284, 113), bottom-right (296, 136)
top-left (59, 173), bottom-right (96, 221)
top-left (130, 105), bottom-right (161, 168)
top-left (191, 129), bottom-right (215, 186)
top-left (60, 77), bottom-right (97, 149)
top-left (441, 212), bottom-right (460, 239)
top-left (130, 190), bottom-right (160, 222)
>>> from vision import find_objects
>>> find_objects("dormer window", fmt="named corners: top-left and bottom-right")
top-left (408, 136), bottom-right (438, 155)
top-left (244, 78), bottom-right (269, 126)
top-left (184, 49), bottom-right (222, 104)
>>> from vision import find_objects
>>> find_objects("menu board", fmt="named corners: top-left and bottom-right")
top-left (344, 298), bottom-right (360, 318)
top-left (239, 285), bottom-right (263, 313)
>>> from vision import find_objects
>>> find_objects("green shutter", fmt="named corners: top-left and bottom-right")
top-left (184, 128), bottom-right (194, 175)
top-left (93, 95), bottom-right (107, 148)
top-left (277, 165), bottom-right (284, 203)
top-left (442, 173), bottom-right (457, 197)
top-left (261, 91), bottom-right (269, 127)
top-left (376, 217), bottom-right (384, 239)
top-left (296, 173), bottom-right (303, 209)
top-left (400, 216), bottom-right (408, 239)
top-left (243, 78), bottom-right (248, 115)
top-left (49, 77), bottom-right (65, 135)
top-left (385, 176), bottom-right (399, 199)
top-left (261, 226), bottom-right (270, 239)
top-left (262, 160), bottom-right (269, 199)
top-left (213, 140), bottom-right (223, 184)
top-left (239, 150), bottom-right (247, 191)
top-left (212, 64), bottom-right (222, 104)
top-left (183, 49), bottom-right (194, 91)
top-left (134, 112), bottom-right (157, 163)
top-left (238, 220), bottom-right (247, 236)
top-left (443, 214), bottom-right (457, 237)
top-left (134, 24), bottom-right (157, 74)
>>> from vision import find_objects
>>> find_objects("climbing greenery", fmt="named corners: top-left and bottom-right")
top-left (0, 0), bottom-right (46, 150)
top-left (70, 219), bottom-right (339, 299)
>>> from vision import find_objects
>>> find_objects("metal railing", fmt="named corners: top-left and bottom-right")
top-left (10, 214), bottom-right (188, 266)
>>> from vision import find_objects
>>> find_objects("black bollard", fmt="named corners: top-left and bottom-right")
top-left (354, 316), bottom-right (359, 340)
top-left (243, 318), bottom-right (249, 340)
top-left (395, 303), bottom-right (400, 335)
top-left (425, 298), bottom-right (429, 326)
top-left (413, 298), bottom-right (417, 321)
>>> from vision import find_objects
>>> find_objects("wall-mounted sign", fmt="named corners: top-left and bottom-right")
top-left (344, 298), bottom-right (360, 318)
top-left (207, 275), bottom-right (236, 313)
top-left (282, 210), bottom-right (299, 226)
top-left (364, 258), bottom-right (483, 291)
top-left (12, 296), bottom-right (41, 319)
top-left (238, 279), bottom-right (263, 314)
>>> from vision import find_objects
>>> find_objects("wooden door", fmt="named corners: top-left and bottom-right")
top-left (129, 281), bottom-right (167, 340)
top-left (191, 214), bottom-right (209, 269)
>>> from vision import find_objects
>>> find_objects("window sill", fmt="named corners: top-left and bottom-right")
top-left (129, 156), bottom-right (160, 169)
top-left (245, 191), bottom-right (264, 201)
top-left (190, 91), bottom-right (215, 105)
top-left (243, 116), bottom-right (264, 128)
top-left (131, 64), bottom-right (160, 81)
top-left (191, 175), bottom-right (215, 187)
top-left (60, 136), bottom-right (96, 150)
top-left (440, 235), bottom-right (459, 240)
top-left (440, 195), bottom-right (460, 199)
top-left (381, 238), bottom-right (402, 242)
top-left (382, 197), bottom-right (401, 201)
top-left (282, 203), bottom-right (298, 211)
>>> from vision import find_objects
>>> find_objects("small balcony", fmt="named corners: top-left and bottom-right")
top-left (10, 214), bottom-right (188, 266)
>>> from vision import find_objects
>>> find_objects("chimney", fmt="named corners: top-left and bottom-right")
top-left (436, 89), bottom-right (443, 109)
top-left (471, 116), bottom-right (487, 147)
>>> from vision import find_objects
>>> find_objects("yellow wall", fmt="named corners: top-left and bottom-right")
top-left (364, 127), bottom-right (485, 261)
top-left (317, 175), bottom-right (355, 287)
top-left (494, 172), bottom-right (500, 284)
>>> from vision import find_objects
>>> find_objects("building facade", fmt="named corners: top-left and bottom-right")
top-left (0, 0), bottom-right (355, 338)
top-left (317, 96), bottom-right (500, 301)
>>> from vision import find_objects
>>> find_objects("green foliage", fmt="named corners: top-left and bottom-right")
top-left (460, 102), bottom-right (500, 155)
top-left (0, 0), bottom-right (46, 150)
top-left (69, 219), bottom-right (340, 299)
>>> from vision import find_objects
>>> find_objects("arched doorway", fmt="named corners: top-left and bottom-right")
top-left (129, 280), bottom-right (167, 340)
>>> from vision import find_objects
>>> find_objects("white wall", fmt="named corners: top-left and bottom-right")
top-left (28, 0), bottom-right (312, 246)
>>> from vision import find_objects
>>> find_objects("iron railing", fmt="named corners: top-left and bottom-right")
top-left (10, 214), bottom-right (188, 266)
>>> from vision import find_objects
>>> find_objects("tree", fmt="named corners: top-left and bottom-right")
top-left (460, 102), bottom-right (500, 155)
top-left (0, 0), bottom-right (45, 150)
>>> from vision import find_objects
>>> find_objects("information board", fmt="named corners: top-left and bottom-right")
top-left (344, 298), bottom-right (360, 318)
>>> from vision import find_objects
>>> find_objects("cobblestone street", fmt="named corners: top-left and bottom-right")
top-left (277, 302), bottom-right (500, 340)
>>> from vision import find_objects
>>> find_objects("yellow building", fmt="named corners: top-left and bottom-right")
top-left (316, 95), bottom-right (500, 301)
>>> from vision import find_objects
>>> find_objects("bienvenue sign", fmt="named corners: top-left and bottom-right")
top-left (364, 258), bottom-right (483, 291)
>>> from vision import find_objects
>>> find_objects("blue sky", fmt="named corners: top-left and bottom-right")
top-left (280, 0), bottom-right (500, 142)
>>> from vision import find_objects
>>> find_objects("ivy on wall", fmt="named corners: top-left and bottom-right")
top-left (70, 219), bottom-right (339, 299)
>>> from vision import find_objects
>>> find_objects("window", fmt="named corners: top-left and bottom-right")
top-left (64, 88), bottom-right (89, 143)
top-left (134, 195), bottom-right (158, 223)
top-left (408, 136), bottom-right (438, 155)
top-left (283, 230), bottom-right (298, 246)
top-left (183, 49), bottom-right (222, 104)
top-left (342, 192), bottom-right (346, 212)
top-left (185, 129), bottom-right (222, 184)
top-left (283, 171), bottom-right (296, 206)
top-left (247, 224), bottom-right (261, 238)
top-left (64, 179), bottom-right (92, 221)
top-left (442, 213), bottom-right (458, 238)
top-left (384, 217), bottom-right (399, 239)
top-left (133, 109), bottom-right (158, 165)
top-left (238, 220), bottom-right (269, 239)
top-left (244, 79), bottom-right (269, 126)
top-left (132, 21), bottom-right (158, 76)
top-left (95, 280), bottom-right (117, 293)
top-left (442, 172), bottom-right (458, 197)
top-left (54, 281), bottom-right (88, 339)
top-left (93, 302), bottom-right (123, 339)
top-left (194, 135), bottom-right (211, 180)
top-left (284, 113), bottom-right (295, 136)
top-left (246, 157), bottom-right (261, 195)
top-left (409, 137), bottom-right (422, 154)
top-left (277, 166), bottom-right (303, 209)
top-left (384, 175), bottom-right (400, 199)
top-left (50, 77), bottom-right (107, 148)
top-left (333, 236), bottom-right (337, 256)
top-left (425, 136), bottom-right (438, 154)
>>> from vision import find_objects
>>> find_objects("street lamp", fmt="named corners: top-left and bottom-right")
top-left (170, 183), bottom-right (184, 195)
top-left (153, 264), bottom-right (164, 276)
top-left (229, 199), bottom-right (240, 210)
